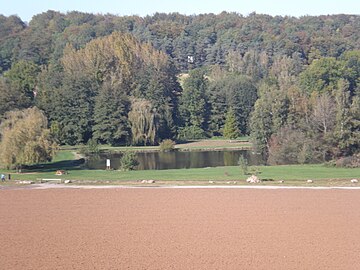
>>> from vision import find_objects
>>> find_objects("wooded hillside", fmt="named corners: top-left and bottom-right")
top-left (0, 11), bottom-right (359, 166)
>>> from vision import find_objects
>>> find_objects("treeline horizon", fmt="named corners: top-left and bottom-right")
top-left (0, 10), bottom-right (359, 167)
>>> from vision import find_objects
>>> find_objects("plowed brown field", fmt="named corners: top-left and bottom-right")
top-left (1, 188), bottom-right (360, 269)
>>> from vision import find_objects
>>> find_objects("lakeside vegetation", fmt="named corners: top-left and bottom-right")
top-left (1, 147), bottom-right (359, 187)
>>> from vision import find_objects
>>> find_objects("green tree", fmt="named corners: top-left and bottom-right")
top-left (223, 108), bottom-right (239, 139)
top-left (0, 79), bottom-right (25, 118)
top-left (120, 151), bottom-right (139, 171)
top-left (50, 74), bottom-right (98, 145)
top-left (0, 60), bottom-right (40, 116)
top-left (93, 81), bottom-right (130, 145)
top-left (299, 57), bottom-right (343, 94)
top-left (179, 68), bottom-right (209, 130)
top-left (0, 107), bottom-right (57, 169)
top-left (208, 75), bottom-right (258, 136)
top-left (250, 79), bottom-right (289, 158)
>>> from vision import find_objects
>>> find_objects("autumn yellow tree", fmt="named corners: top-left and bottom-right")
top-left (0, 107), bottom-right (58, 169)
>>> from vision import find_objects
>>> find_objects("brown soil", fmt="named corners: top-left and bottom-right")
top-left (1, 188), bottom-right (359, 269)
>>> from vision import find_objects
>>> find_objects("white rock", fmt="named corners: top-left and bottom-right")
top-left (307, 179), bottom-right (313, 183)
top-left (351, 179), bottom-right (358, 183)
top-left (18, 180), bottom-right (34, 184)
top-left (64, 180), bottom-right (71, 184)
top-left (208, 181), bottom-right (215, 184)
top-left (278, 180), bottom-right (284, 183)
top-left (246, 175), bottom-right (261, 183)
top-left (141, 180), bottom-right (155, 184)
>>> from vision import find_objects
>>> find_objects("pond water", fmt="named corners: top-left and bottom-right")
top-left (86, 150), bottom-right (263, 170)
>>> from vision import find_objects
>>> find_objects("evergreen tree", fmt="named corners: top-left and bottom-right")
top-left (223, 108), bottom-right (239, 139)
top-left (51, 74), bottom-right (98, 145)
top-left (93, 82), bottom-right (130, 145)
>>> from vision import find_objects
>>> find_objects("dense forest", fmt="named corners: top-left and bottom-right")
top-left (0, 10), bottom-right (359, 168)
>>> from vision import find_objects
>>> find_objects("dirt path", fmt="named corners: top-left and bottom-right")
top-left (1, 188), bottom-right (359, 269)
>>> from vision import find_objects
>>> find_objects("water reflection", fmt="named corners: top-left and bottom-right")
top-left (86, 150), bottom-right (262, 170)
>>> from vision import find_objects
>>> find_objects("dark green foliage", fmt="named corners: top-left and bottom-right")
top-left (179, 69), bottom-right (209, 130)
top-left (50, 75), bottom-right (98, 145)
top-left (84, 138), bottom-right (100, 155)
top-left (209, 75), bottom-right (258, 135)
top-left (120, 151), bottom-right (139, 171)
top-left (93, 82), bottom-right (130, 146)
top-left (223, 108), bottom-right (239, 139)
top-left (0, 78), bottom-right (28, 118)
top-left (0, 60), bottom-right (40, 117)
top-left (177, 126), bottom-right (207, 141)
top-left (5, 60), bottom-right (40, 91)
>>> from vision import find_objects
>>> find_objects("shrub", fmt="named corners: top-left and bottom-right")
top-left (238, 155), bottom-right (248, 175)
top-left (267, 126), bottom-right (322, 165)
top-left (159, 139), bottom-right (176, 152)
top-left (334, 154), bottom-right (360, 168)
top-left (79, 138), bottom-right (100, 155)
top-left (120, 151), bottom-right (139, 171)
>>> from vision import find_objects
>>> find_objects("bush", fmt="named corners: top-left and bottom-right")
top-left (238, 155), bottom-right (248, 175)
top-left (120, 151), bottom-right (139, 171)
top-left (79, 138), bottom-right (100, 155)
top-left (159, 139), bottom-right (176, 152)
top-left (334, 154), bottom-right (360, 168)
top-left (177, 126), bottom-right (207, 141)
top-left (267, 126), bottom-right (322, 165)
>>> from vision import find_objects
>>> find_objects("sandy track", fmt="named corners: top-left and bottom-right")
top-left (1, 188), bottom-right (360, 269)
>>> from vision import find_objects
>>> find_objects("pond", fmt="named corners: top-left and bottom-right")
top-left (86, 150), bottom-right (263, 170)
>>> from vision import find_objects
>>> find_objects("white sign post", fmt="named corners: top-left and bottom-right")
top-left (106, 159), bottom-right (111, 170)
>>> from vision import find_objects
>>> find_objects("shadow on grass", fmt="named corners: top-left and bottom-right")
top-left (22, 158), bottom-right (86, 173)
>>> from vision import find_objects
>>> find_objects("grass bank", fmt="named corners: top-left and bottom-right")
top-left (3, 162), bottom-right (360, 187)
top-left (1, 144), bottom-right (359, 187)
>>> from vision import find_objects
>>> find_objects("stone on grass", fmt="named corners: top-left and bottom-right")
top-left (278, 180), bottom-right (284, 183)
top-left (307, 179), bottom-right (313, 183)
top-left (64, 180), bottom-right (71, 184)
top-left (246, 175), bottom-right (261, 183)
top-left (141, 180), bottom-right (155, 184)
top-left (351, 179), bottom-right (358, 183)
top-left (17, 180), bottom-right (34, 184)
top-left (208, 181), bottom-right (215, 184)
